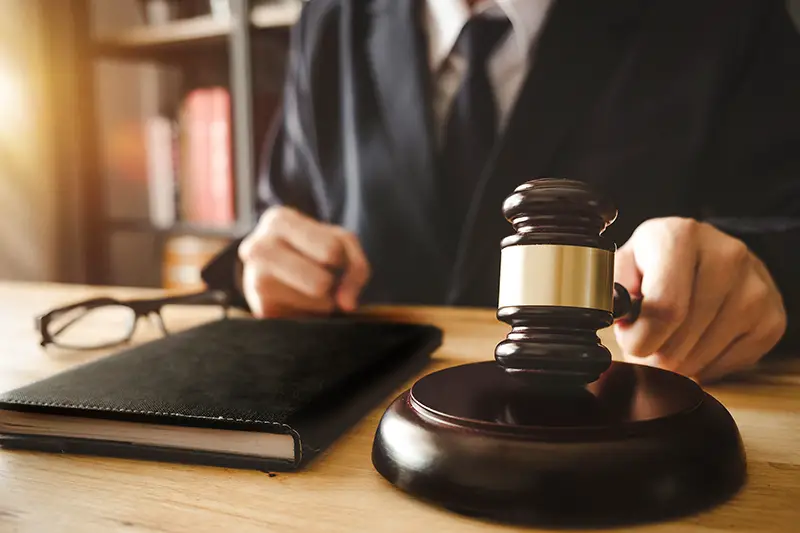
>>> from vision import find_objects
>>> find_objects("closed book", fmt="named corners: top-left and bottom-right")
top-left (0, 317), bottom-right (441, 471)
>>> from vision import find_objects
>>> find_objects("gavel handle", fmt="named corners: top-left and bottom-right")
top-left (613, 283), bottom-right (642, 323)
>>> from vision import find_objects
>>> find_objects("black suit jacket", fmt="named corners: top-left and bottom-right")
top-left (203, 0), bottom-right (800, 347)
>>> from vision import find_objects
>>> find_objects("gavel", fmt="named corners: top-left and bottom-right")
top-left (494, 177), bottom-right (641, 387)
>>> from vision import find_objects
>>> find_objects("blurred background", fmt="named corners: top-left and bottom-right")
top-left (0, 0), bottom-right (799, 293)
top-left (0, 0), bottom-right (295, 292)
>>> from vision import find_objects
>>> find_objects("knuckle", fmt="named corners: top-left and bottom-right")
top-left (238, 236), bottom-right (255, 261)
top-left (238, 232), bottom-right (276, 262)
top-left (773, 311), bottom-right (788, 339)
top-left (341, 230), bottom-right (370, 273)
top-left (318, 239), bottom-right (344, 266)
top-left (308, 272), bottom-right (335, 297)
top-left (339, 230), bottom-right (358, 250)
top-left (749, 278), bottom-right (772, 304)
top-left (723, 239), bottom-right (750, 264)
top-left (342, 229), bottom-right (360, 247)
top-left (258, 207), bottom-right (278, 228)
top-left (260, 206), bottom-right (291, 231)
top-left (667, 217), bottom-right (699, 240)
top-left (636, 217), bottom-right (698, 246)
top-left (762, 309), bottom-right (787, 344)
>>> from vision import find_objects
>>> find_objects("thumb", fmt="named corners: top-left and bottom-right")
top-left (332, 228), bottom-right (371, 311)
top-left (613, 243), bottom-right (648, 364)
top-left (614, 243), bottom-right (642, 301)
top-left (613, 243), bottom-right (644, 351)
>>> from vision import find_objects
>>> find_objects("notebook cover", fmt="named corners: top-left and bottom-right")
top-left (0, 317), bottom-right (442, 471)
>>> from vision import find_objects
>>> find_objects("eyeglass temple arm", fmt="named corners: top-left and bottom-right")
top-left (126, 290), bottom-right (232, 313)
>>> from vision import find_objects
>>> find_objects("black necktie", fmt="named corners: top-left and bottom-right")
top-left (440, 16), bottom-right (512, 245)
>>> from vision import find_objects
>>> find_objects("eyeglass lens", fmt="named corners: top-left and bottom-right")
top-left (46, 305), bottom-right (137, 349)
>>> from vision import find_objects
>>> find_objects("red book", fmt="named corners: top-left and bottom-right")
top-left (207, 87), bottom-right (235, 224)
top-left (181, 88), bottom-right (212, 223)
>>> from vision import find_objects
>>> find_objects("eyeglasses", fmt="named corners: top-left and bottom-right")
top-left (36, 289), bottom-right (232, 350)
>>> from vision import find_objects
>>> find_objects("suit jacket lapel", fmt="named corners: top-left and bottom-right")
top-left (497, 0), bottom-right (645, 178)
top-left (359, 0), bottom-right (453, 300)
top-left (364, 0), bottom-right (440, 218)
top-left (449, 0), bottom-right (646, 305)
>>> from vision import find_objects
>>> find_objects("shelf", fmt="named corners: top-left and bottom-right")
top-left (92, 2), bottom-right (301, 59)
top-left (93, 15), bottom-right (229, 58)
top-left (108, 218), bottom-right (249, 239)
top-left (251, 1), bottom-right (303, 28)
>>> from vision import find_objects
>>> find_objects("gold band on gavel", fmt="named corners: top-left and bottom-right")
top-left (497, 244), bottom-right (615, 312)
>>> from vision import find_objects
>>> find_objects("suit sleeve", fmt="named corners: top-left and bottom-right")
top-left (698, 1), bottom-right (800, 353)
top-left (200, 2), bottom-right (337, 307)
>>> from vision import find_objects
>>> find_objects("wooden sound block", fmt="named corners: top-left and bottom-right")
top-left (372, 361), bottom-right (746, 528)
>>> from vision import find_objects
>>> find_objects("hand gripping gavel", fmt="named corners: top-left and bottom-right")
top-left (371, 177), bottom-right (746, 528)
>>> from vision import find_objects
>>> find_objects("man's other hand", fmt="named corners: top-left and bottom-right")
top-left (238, 206), bottom-right (371, 318)
top-left (613, 217), bottom-right (787, 383)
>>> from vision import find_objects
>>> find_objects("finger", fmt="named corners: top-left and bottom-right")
top-left (652, 227), bottom-right (743, 372)
top-left (698, 303), bottom-right (786, 383)
top-left (614, 218), bottom-right (699, 358)
top-left (333, 228), bottom-right (371, 311)
top-left (752, 254), bottom-right (784, 305)
top-left (239, 207), bottom-right (372, 313)
top-left (612, 244), bottom-right (642, 332)
top-left (258, 238), bottom-right (337, 302)
top-left (679, 261), bottom-right (779, 379)
top-left (264, 207), bottom-right (349, 268)
top-left (696, 323), bottom-right (774, 384)
top-left (696, 334), bottom-right (758, 383)
top-left (613, 245), bottom-right (642, 299)
top-left (242, 263), bottom-right (335, 318)
top-left (697, 316), bottom-right (783, 383)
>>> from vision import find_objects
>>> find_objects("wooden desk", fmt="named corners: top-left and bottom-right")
top-left (1, 281), bottom-right (799, 533)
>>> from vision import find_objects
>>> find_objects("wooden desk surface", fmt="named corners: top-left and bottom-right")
top-left (1, 281), bottom-right (799, 533)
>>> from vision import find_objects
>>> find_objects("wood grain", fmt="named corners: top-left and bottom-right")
top-left (1, 281), bottom-right (799, 533)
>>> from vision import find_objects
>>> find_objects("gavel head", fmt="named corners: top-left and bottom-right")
top-left (495, 178), bottom-right (631, 388)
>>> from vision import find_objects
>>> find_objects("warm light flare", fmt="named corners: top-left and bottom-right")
top-left (0, 57), bottom-right (27, 139)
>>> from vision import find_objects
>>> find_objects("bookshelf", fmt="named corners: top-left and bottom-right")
top-left (96, 15), bottom-right (230, 54)
top-left (70, 0), bottom-right (300, 290)
top-left (92, 2), bottom-right (302, 58)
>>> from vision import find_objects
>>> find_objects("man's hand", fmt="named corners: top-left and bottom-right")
top-left (238, 206), bottom-right (371, 318)
top-left (613, 217), bottom-right (787, 383)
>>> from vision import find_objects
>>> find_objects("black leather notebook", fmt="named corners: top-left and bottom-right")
top-left (0, 317), bottom-right (442, 471)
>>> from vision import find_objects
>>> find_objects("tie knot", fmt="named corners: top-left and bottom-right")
top-left (456, 16), bottom-right (512, 65)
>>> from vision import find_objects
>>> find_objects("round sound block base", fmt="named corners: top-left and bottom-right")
top-left (372, 361), bottom-right (746, 528)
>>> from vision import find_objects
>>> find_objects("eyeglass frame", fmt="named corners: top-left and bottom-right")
top-left (36, 289), bottom-right (233, 350)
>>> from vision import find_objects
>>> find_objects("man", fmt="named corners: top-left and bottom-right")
top-left (203, 0), bottom-right (800, 383)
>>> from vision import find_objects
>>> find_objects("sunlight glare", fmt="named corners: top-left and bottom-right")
top-left (0, 58), bottom-right (26, 138)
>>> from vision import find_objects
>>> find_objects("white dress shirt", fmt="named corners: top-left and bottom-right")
top-left (423, 0), bottom-right (555, 144)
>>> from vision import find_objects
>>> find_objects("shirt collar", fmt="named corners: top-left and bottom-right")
top-left (424, 0), bottom-right (554, 73)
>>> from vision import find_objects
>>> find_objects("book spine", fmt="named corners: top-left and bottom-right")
top-left (181, 88), bottom-right (211, 223)
top-left (144, 115), bottom-right (177, 229)
top-left (178, 87), bottom-right (234, 227)
top-left (208, 87), bottom-right (235, 225)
